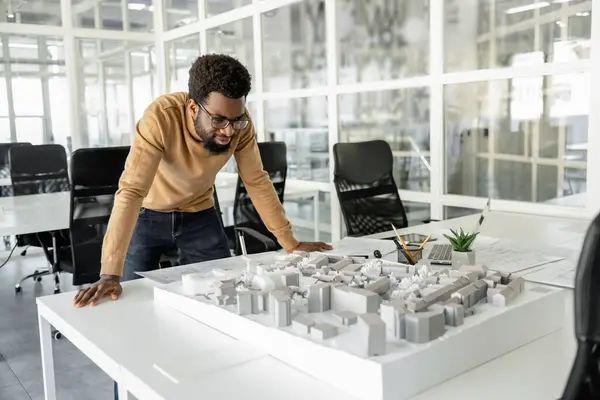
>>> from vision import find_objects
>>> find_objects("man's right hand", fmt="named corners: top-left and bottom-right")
top-left (73, 274), bottom-right (122, 308)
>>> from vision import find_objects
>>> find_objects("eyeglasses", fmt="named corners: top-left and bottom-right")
top-left (198, 103), bottom-right (250, 131)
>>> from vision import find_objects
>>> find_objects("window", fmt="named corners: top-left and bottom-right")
top-left (444, 1), bottom-right (591, 72)
top-left (262, 0), bottom-right (327, 91)
top-left (445, 73), bottom-right (589, 206)
top-left (338, 0), bottom-right (429, 83)
top-left (265, 97), bottom-right (329, 182)
top-left (207, 19), bottom-right (255, 93)
top-left (166, 35), bottom-right (200, 93)
top-left (339, 88), bottom-right (431, 192)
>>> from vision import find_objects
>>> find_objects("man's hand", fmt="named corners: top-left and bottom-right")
top-left (73, 274), bottom-right (122, 308)
top-left (290, 241), bottom-right (333, 253)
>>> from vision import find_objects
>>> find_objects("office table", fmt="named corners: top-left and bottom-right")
top-left (368, 210), bottom-right (588, 254)
top-left (545, 193), bottom-right (587, 208)
top-left (37, 279), bottom-right (575, 400)
top-left (37, 210), bottom-right (584, 400)
top-left (0, 192), bottom-right (70, 236)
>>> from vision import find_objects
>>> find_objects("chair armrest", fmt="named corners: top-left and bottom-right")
top-left (234, 227), bottom-right (278, 252)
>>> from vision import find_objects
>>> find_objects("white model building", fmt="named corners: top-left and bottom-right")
top-left (182, 273), bottom-right (206, 295)
top-left (176, 251), bottom-right (529, 358)
top-left (380, 299), bottom-right (406, 340)
top-left (404, 309), bottom-right (445, 344)
top-left (443, 302), bottom-right (464, 327)
top-left (270, 289), bottom-right (292, 327)
top-left (254, 290), bottom-right (269, 312)
top-left (308, 283), bottom-right (331, 312)
top-left (458, 264), bottom-right (488, 279)
top-left (365, 277), bottom-right (391, 295)
top-left (491, 276), bottom-right (525, 306)
top-left (292, 314), bottom-right (314, 335)
top-left (214, 278), bottom-right (236, 298)
top-left (451, 279), bottom-right (487, 309)
top-left (280, 269), bottom-right (300, 287)
top-left (356, 313), bottom-right (386, 356)
top-left (330, 259), bottom-right (352, 271)
top-left (333, 310), bottom-right (358, 326)
top-left (308, 254), bottom-right (329, 268)
top-left (311, 323), bottom-right (338, 340)
top-left (331, 285), bottom-right (379, 314)
top-left (237, 291), bottom-right (254, 315)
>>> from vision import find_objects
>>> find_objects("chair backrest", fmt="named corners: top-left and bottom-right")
top-left (233, 141), bottom-right (287, 243)
top-left (68, 146), bottom-right (129, 286)
top-left (0, 142), bottom-right (31, 170)
top-left (333, 140), bottom-right (408, 236)
top-left (561, 212), bottom-right (600, 399)
top-left (9, 144), bottom-right (69, 196)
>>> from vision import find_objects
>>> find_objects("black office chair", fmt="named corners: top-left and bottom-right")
top-left (225, 141), bottom-right (286, 255)
top-left (0, 142), bottom-right (31, 197)
top-left (561, 212), bottom-right (600, 400)
top-left (50, 147), bottom-right (130, 287)
top-left (0, 143), bottom-right (31, 249)
top-left (333, 140), bottom-right (409, 236)
top-left (10, 144), bottom-right (71, 293)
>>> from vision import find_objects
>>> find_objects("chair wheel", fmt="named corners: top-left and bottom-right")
top-left (35, 276), bottom-right (43, 282)
top-left (15, 286), bottom-right (21, 294)
top-left (53, 288), bottom-right (61, 294)
top-left (53, 331), bottom-right (62, 340)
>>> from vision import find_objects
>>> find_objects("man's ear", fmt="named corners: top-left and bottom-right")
top-left (188, 99), bottom-right (199, 118)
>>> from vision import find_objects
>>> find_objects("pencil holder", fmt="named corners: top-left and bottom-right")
top-left (399, 248), bottom-right (423, 265)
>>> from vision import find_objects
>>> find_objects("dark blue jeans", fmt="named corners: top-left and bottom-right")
top-left (122, 207), bottom-right (231, 281)
top-left (114, 207), bottom-right (230, 399)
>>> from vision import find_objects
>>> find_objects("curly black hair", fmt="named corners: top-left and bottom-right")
top-left (188, 54), bottom-right (252, 105)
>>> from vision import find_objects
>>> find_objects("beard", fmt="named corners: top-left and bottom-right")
top-left (194, 116), bottom-right (230, 154)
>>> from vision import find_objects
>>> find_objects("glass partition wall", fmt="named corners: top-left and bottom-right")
top-left (1, 0), bottom-right (597, 242)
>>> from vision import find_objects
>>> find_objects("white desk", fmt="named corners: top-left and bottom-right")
top-left (545, 193), bottom-right (587, 208)
top-left (0, 192), bottom-right (70, 236)
top-left (37, 278), bottom-right (576, 400)
top-left (37, 211), bottom-right (584, 400)
top-left (37, 280), bottom-right (351, 400)
top-left (368, 211), bottom-right (588, 254)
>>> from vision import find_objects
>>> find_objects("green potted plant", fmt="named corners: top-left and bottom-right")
top-left (443, 228), bottom-right (479, 266)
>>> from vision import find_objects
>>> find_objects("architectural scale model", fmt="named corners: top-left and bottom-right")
top-left (155, 251), bottom-right (566, 400)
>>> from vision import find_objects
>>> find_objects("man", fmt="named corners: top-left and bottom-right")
top-left (73, 54), bottom-right (331, 307)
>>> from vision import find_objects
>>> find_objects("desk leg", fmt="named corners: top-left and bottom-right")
top-left (118, 380), bottom-right (133, 399)
top-left (51, 232), bottom-right (60, 294)
top-left (38, 314), bottom-right (56, 400)
top-left (313, 191), bottom-right (320, 242)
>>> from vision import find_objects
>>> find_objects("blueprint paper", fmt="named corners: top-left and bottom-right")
top-left (522, 259), bottom-right (576, 289)
top-left (474, 240), bottom-right (565, 273)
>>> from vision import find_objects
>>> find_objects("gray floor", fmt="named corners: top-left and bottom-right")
top-left (0, 249), bottom-right (112, 400)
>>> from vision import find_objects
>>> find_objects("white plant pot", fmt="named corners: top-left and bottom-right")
top-left (452, 250), bottom-right (476, 266)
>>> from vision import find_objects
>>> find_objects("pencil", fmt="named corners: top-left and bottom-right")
top-left (415, 235), bottom-right (431, 252)
top-left (392, 223), bottom-right (416, 264)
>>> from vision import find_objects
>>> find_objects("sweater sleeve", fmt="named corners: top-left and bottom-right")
top-left (233, 123), bottom-right (299, 251)
top-left (100, 113), bottom-right (164, 277)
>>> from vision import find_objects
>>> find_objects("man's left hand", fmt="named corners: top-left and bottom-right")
top-left (290, 241), bottom-right (333, 253)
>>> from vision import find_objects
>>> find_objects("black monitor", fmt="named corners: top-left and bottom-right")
top-left (561, 212), bottom-right (600, 399)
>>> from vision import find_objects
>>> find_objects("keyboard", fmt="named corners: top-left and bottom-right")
top-left (428, 244), bottom-right (453, 265)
